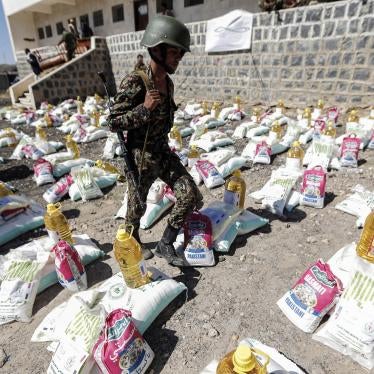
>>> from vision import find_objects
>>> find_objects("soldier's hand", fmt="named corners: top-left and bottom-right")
top-left (144, 90), bottom-right (161, 111)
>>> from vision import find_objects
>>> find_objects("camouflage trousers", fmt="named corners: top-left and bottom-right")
top-left (125, 147), bottom-right (203, 230)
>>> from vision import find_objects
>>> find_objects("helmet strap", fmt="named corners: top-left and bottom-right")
top-left (148, 45), bottom-right (175, 75)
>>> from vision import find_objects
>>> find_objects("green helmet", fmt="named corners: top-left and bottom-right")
top-left (141, 15), bottom-right (191, 52)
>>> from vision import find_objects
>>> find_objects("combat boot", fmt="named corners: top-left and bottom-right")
top-left (155, 223), bottom-right (186, 267)
top-left (132, 228), bottom-right (153, 260)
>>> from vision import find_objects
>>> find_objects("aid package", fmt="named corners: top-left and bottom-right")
top-left (313, 260), bottom-right (374, 370)
top-left (299, 166), bottom-right (327, 209)
top-left (277, 259), bottom-right (342, 333)
top-left (52, 240), bottom-right (87, 292)
top-left (93, 309), bottom-right (154, 374)
top-left (183, 211), bottom-right (215, 266)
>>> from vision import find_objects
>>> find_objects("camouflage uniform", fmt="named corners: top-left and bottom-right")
top-left (134, 62), bottom-right (147, 71)
top-left (108, 66), bottom-right (203, 230)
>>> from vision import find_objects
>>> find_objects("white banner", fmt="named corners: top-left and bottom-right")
top-left (205, 9), bottom-right (253, 53)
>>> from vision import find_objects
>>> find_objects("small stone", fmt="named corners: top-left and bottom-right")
top-left (208, 328), bottom-right (219, 338)
top-left (239, 255), bottom-right (246, 262)
top-left (306, 236), bottom-right (317, 244)
top-left (321, 239), bottom-right (329, 244)
top-left (197, 313), bottom-right (210, 322)
top-left (232, 334), bottom-right (239, 341)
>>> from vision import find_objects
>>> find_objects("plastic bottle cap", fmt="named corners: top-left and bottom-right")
top-left (47, 203), bottom-right (59, 214)
top-left (232, 345), bottom-right (256, 372)
top-left (232, 170), bottom-right (241, 178)
top-left (116, 228), bottom-right (130, 241)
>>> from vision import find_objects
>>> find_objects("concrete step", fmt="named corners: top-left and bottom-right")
top-left (19, 97), bottom-right (33, 107)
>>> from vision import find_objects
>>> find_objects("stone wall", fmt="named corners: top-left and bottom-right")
top-left (30, 37), bottom-right (115, 108)
top-left (106, 0), bottom-right (374, 108)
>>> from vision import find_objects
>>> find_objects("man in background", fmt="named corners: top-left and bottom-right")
top-left (58, 28), bottom-right (77, 61)
top-left (68, 18), bottom-right (80, 38)
top-left (134, 54), bottom-right (146, 71)
top-left (161, 2), bottom-right (174, 16)
top-left (25, 48), bottom-right (41, 78)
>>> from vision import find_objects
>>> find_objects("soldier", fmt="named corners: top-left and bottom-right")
top-left (134, 54), bottom-right (147, 71)
top-left (58, 28), bottom-right (77, 61)
top-left (108, 16), bottom-right (203, 267)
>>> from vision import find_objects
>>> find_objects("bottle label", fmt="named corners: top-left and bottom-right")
top-left (286, 157), bottom-right (302, 170)
top-left (121, 260), bottom-right (148, 288)
top-left (224, 190), bottom-right (240, 208)
top-left (188, 157), bottom-right (198, 168)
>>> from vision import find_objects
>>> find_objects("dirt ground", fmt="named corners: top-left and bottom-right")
top-left (0, 109), bottom-right (373, 374)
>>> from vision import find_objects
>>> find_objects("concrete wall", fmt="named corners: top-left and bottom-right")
top-left (107, 0), bottom-right (374, 108)
top-left (10, 0), bottom-right (260, 50)
top-left (8, 12), bottom-right (38, 52)
top-left (30, 37), bottom-right (115, 108)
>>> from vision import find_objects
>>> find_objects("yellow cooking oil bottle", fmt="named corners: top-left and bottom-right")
top-left (211, 102), bottom-right (221, 119)
top-left (77, 96), bottom-right (84, 115)
top-left (113, 224), bottom-right (150, 289)
top-left (44, 203), bottom-right (74, 244)
top-left (317, 99), bottom-right (324, 110)
top-left (303, 108), bottom-right (312, 127)
top-left (0, 182), bottom-right (13, 198)
top-left (95, 160), bottom-right (126, 182)
top-left (216, 345), bottom-right (269, 374)
top-left (44, 113), bottom-right (53, 127)
top-left (277, 99), bottom-right (285, 114)
top-left (234, 95), bottom-right (242, 110)
top-left (91, 110), bottom-right (100, 127)
top-left (286, 141), bottom-right (304, 170)
top-left (169, 125), bottom-right (183, 151)
top-left (252, 107), bottom-right (261, 123)
top-left (348, 109), bottom-right (359, 123)
top-left (202, 100), bottom-right (209, 115)
top-left (65, 134), bottom-right (80, 159)
top-left (0, 129), bottom-right (17, 146)
top-left (187, 145), bottom-right (200, 168)
top-left (356, 212), bottom-right (374, 263)
top-left (323, 120), bottom-right (337, 138)
top-left (36, 125), bottom-right (47, 141)
top-left (268, 120), bottom-right (283, 143)
top-left (224, 170), bottom-right (246, 209)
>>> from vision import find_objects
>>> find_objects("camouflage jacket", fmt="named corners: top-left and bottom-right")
top-left (108, 66), bottom-right (177, 150)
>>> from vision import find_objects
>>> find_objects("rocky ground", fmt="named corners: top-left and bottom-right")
top-left (0, 109), bottom-right (373, 374)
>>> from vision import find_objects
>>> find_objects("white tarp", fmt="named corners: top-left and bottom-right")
top-left (205, 9), bottom-right (253, 53)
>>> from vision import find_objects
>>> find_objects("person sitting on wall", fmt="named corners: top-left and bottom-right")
top-left (68, 18), bottom-right (80, 39)
top-left (134, 54), bottom-right (147, 71)
top-left (58, 28), bottom-right (77, 61)
top-left (81, 22), bottom-right (93, 38)
top-left (25, 48), bottom-right (41, 78)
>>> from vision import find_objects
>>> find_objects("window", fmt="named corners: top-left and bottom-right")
top-left (157, 0), bottom-right (173, 13)
top-left (56, 22), bottom-right (64, 35)
top-left (184, 0), bottom-right (203, 6)
top-left (80, 14), bottom-right (89, 27)
top-left (112, 4), bottom-right (124, 23)
top-left (93, 10), bottom-right (104, 27)
top-left (45, 25), bottom-right (52, 38)
top-left (38, 27), bottom-right (45, 40)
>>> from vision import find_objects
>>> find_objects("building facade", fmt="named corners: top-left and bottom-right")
top-left (3, 0), bottom-right (260, 57)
